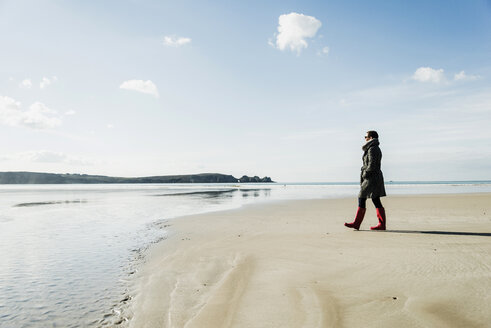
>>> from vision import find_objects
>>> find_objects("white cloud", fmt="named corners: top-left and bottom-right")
top-left (163, 36), bottom-right (192, 47)
top-left (107, 123), bottom-right (114, 129)
top-left (26, 150), bottom-right (66, 163)
top-left (0, 95), bottom-right (62, 129)
top-left (317, 46), bottom-right (330, 56)
top-left (0, 96), bottom-right (22, 127)
top-left (412, 67), bottom-right (445, 83)
top-left (120, 80), bottom-right (159, 98)
top-left (274, 12), bottom-right (322, 54)
top-left (65, 110), bottom-right (76, 116)
top-left (39, 76), bottom-right (58, 89)
top-left (22, 102), bottom-right (62, 129)
top-left (19, 79), bottom-right (32, 89)
top-left (1, 150), bottom-right (93, 166)
top-left (454, 70), bottom-right (480, 81)
top-left (40, 77), bottom-right (52, 89)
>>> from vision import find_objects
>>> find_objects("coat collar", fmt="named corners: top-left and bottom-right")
top-left (362, 138), bottom-right (379, 152)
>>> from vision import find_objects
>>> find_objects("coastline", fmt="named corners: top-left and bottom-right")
top-left (126, 193), bottom-right (491, 327)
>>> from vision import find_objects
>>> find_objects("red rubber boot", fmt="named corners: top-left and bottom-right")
top-left (344, 207), bottom-right (366, 230)
top-left (371, 207), bottom-right (386, 230)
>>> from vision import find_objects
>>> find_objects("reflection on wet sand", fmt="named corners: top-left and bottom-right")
top-left (241, 189), bottom-right (271, 198)
top-left (14, 200), bottom-right (88, 207)
top-left (153, 189), bottom-right (238, 198)
top-left (154, 188), bottom-right (272, 199)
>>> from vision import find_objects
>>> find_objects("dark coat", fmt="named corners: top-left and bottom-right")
top-left (359, 138), bottom-right (386, 198)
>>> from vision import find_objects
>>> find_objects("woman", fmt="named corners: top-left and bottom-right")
top-left (345, 130), bottom-right (387, 230)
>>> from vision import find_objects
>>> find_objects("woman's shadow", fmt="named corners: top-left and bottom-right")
top-left (387, 230), bottom-right (491, 237)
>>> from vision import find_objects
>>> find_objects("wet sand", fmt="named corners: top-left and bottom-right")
top-left (127, 193), bottom-right (491, 328)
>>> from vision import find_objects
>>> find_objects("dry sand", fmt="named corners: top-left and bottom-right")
top-left (127, 193), bottom-right (491, 328)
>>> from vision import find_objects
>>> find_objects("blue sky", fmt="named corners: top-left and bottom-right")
top-left (0, 0), bottom-right (490, 182)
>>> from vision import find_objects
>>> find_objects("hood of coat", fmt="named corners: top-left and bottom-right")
top-left (362, 138), bottom-right (380, 152)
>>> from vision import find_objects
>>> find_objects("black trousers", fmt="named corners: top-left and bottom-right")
top-left (358, 197), bottom-right (383, 209)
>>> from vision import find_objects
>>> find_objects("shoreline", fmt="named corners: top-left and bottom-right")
top-left (126, 193), bottom-right (491, 327)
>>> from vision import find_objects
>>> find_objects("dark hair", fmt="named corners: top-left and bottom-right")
top-left (367, 130), bottom-right (379, 139)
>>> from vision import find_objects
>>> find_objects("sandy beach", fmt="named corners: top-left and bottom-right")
top-left (127, 193), bottom-right (491, 328)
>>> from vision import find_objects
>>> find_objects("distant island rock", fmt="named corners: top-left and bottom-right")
top-left (0, 172), bottom-right (275, 184)
top-left (238, 175), bottom-right (273, 183)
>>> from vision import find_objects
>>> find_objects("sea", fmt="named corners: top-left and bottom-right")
top-left (1, 181), bottom-right (490, 327)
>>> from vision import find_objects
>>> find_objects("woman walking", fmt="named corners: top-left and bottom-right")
top-left (345, 130), bottom-right (387, 230)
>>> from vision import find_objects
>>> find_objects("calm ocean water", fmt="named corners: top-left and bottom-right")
top-left (1, 181), bottom-right (490, 327)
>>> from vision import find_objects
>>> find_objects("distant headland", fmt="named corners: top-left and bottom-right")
top-left (0, 172), bottom-right (274, 184)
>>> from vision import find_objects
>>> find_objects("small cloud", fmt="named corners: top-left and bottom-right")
top-left (28, 150), bottom-right (67, 163)
top-left (64, 110), bottom-right (76, 116)
top-left (23, 102), bottom-right (61, 129)
top-left (412, 67), bottom-right (445, 83)
top-left (19, 79), bottom-right (32, 89)
top-left (107, 123), bottom-right (114, 129)
top-left (273, 12), bottom-right (322, 54)
top-left (39, 76), bottom-right (58, 89)
top-left (0, 95), bottom-right (22, 126)
top-left (317, 46), bottom-right (330, 56)
top-left (454, 70), bottom-right (480, 81)
top-left (0, 95), bottom-right (62, 129)
top-left (1, 150), bottom-right (93, 166)
top-left (40, 77), bottom-right (51, 89)
top-left (120, 80), bottom-right (159, 98)
top-left (163, 36), bottom-right (192, 47)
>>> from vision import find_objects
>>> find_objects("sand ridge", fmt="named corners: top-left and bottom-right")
top-left (128, 194), bottom-right (491, 328)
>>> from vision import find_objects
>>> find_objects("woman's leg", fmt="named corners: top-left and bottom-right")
top-left (358, 197), bottom-right (367, 208)
top-left (371, 197), bottom-right (382, 208)
top-left (370, 197), bottom-right (386, 230)
top-left (345, 198), bottom-right (367, 230)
